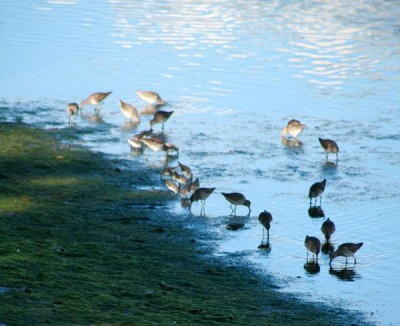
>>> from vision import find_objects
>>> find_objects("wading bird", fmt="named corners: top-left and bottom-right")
top-left (80, 92), bottom-right (112, 113)
top-left (309, 178), bottom-right (326, 206)
top-left (136, 90), bottom-right (166, 106)
top-left (119, 100), bottom-right (140, 123)
top-left (67, 103), bottom-right (79, 125)
top-left (189, 187), bottom-right (215, 213)
top-left (330, 242), bottom-right (363, 265)
top-left (318, 138), bottom-right (339, 162)
top-left (281, 119), bottom-right (305, 138)
top-left (304, 235), bottom-right (321, 262)
top-left (258, 210), bottom-right (273, 244)
top-left (150, 111), bottom-right (174, 132)
top-left (221, 192), bottom-right (251, 216)
top-left (321, 218), bottom-right (336, 241)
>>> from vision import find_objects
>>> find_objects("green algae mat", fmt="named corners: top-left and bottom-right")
top-left (0, 122), bottom-right (372, 325)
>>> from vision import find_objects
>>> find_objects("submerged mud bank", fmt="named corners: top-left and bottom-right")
top-left (0, 122), bottom-right (373, 325)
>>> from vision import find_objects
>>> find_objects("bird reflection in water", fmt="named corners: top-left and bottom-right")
top-left (329, 266), bottom-right (358, 282)
top-left (308, 205), bottom-right (325, 218)
top-left (281, 137), bottom-right (303, 148)
top-left (304, 261), bottom-right (320, 275)
top-left (321, 241), bottom-right (335, 255)
top-left (81, 112), bottom-right (105, 124)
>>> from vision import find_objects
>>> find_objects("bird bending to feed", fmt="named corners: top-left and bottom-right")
top-left (318, 138), bottom-right (339, 161)
top-left (163, 179), bottom-right (179, 194)
top-left (281, 119), bottom-right (305, 138)
top-left (136, 90), bottom-right (165, 106)
top-left (80, 92), bottom-right (112, 112)
top-left (189, 187), bottom-right (215, 212)
top-left (221, 192), bottom-right (251, 216)
top-left (321, 218), bottom-right (336, 241)
top-left (309, 178), bottom-right (326, 206)
top-left (140, 137), bottom-right (176, 159)
top-left (119, 100), bottom-right (140, 123)
top-left (305, 235), bottom-right (321, 261)
top-left (330, 242), bottom-right (363, 265)
top-left (67, 103), bottom-right (79, 125)
top-left (150, 110), bottom-right (174, 132)
top-left (178, 161), bottom-right (193, 180)
top-left (258, 210), bottom-right (273, 243)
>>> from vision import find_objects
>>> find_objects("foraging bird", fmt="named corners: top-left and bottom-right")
top-left (304, 235), bottom-right (321, 261)
top-left (221, 192), bottom-right (251, 216)
top-left (321, 218), bottom-right (336, 241)
top-left (136, 90), bottom-right (166, 106)
top-left (150, 110), bottom-right (174, 132)
top-left (140, 137), bottom-right (168, 158)
top-left (190, 178), bottom-right (200, 192)
top-left (163, 179), bottom-right (179, 194)
top-left (67, 103), bottom-right (79, 125)
top-left (128, 131), bottom-right (151, 150)
top-left (178, 161), bottom-right (193, 180)
top-left (309, 178), bottom-right (327, 206)
top-left (189, 187), bottom-right (215, 212)
top-left (318, 138), bottom-right (339, 161)
top-left (119, 100), bottom-right (140, 123)
top-left (281, 119), bottom-right (305, 138)
top-left (80, 92), bottom-right (112, 112)
top-left (258, 211), bottom-right (273, 243)
top-left (330, 242), bottom-right (363, 265)
top-left (171, 171), bottom-right (187, 185)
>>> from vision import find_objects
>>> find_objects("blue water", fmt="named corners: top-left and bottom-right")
top-left (1, 1), bottom-right (400, 325)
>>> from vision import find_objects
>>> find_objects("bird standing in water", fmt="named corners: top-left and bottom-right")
top-left (305, 235), bottom-right (321, 262)
top-left (318, 138), bottom-right (339, 162)
top-left (119, 100), bottom-right (140, 123)
top-left (309, 179), bottom-right (327, 206)
top-left (330, 242), bottom-right (363, 265)
top-left (321, 218), bottom-right (336, 241)
top-left (258, 210), bottom-right (273, 244)
top-left (221, 192), bottom-right (251, 216)
top-left (80, 92), bottom-right (112, 113)
top-left (150, 111), bottom-right (174, 132)
top-left (136, 90), bottom-right (166, 106)
top-left (281, 119), bottom-right (305, 138)
top-left (189, 187), bottom-right (215, 214)
top-left (67, 103), bottom-right (79, 125)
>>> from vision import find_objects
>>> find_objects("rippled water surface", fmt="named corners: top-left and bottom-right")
top-left (1, 1), bottom-right (400, 325)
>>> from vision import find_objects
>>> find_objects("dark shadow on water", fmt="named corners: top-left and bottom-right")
top-left (304, 261), bottom-right (320, 275)
top-left (308, 205), bottom-right (325, 218)
top-left (321, 241), bottom-right (335, 255)
top-left (329, 266), bottom-right (360, 282)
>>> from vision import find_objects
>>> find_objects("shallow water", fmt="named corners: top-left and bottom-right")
top-left (1, 1), bottom-right (400, 325)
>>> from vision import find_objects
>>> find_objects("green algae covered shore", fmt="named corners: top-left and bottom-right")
top-left (0, 122), bottom-right (372, 325)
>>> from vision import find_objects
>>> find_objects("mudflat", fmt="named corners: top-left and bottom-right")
top-left (0, 122), bottom-right (372, 325)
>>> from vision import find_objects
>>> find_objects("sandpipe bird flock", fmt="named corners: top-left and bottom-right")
top-left (66, 94), bottom-right (363, 268)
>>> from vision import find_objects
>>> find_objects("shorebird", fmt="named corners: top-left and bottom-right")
top-left (67, 103), bottom-right (79, 125)
top-left (80, 92), bottom-right (112, 112)
top-left (119, 100), bottom-right (140, 123)
top-left (258, 210), bottom-right (273, 243)
top-left (136, 90), bottom-right (166, 106)
top-left (140, 137), bottom-right (168, 159)
top-left (318, 138), bottom-right (339, 161)
top-left (160, 167), bottom-right (174, 179)
top-left (180, 180), bottom-right (192, 198)
top-left (281, 119), bottom-right (305, 138)
top-left (309, 178), bottom-right (326, 206)
top-left (163, 179), bottom-right (179, 194)
top-left (330, 242), bottom-right (363, 265)
top-left (150, 111), bottom-right (174, 132)
top-left (178, 161), bottom-right (193, 180)
top-left (189, 187), bottom-right (215, 213)
top-left (321, 218), bottom-right (336, 241)
top-left (191, 178), bottom-right (200, 192)
top-left (304, 235), bottom-right (321, 262)
top-left (221, 192), bottom-right (251, 216)
top-left (127, 131), bottom-right (150, 150)
top-left (171, 171), bottom-right (187, 185)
